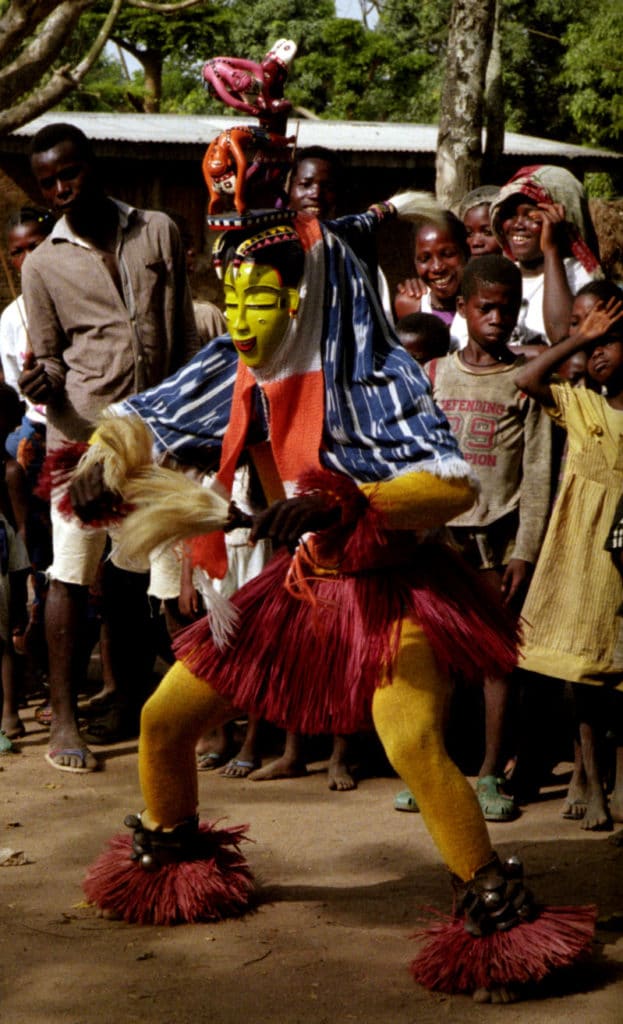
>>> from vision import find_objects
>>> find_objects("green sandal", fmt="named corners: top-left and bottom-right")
top-left (0, 730), bottom-right (14, 755)
top-left (394, 788), bottom-right (419, 812)
top-left (476, 775), bottom-right (518, 822)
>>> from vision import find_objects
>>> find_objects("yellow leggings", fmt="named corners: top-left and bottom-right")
top-left (138, 618), bottom-right (492, 881)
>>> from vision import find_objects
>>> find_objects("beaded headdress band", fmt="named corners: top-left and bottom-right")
top-left (212, 220), bottom-right (300, 278)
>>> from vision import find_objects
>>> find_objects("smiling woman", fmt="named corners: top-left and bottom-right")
top-left (395, 211), bottom-right (470, 350)
top-left (489, 164), bottom-right (603, 346)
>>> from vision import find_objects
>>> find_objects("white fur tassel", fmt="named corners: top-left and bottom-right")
top-left (387, 190), bottom-right (443, 222)
top-left (75, 415), bottom-right (155, 494)
top-left (70, 414), bottom-right (231, 565)
top-left (114, 469), bottom-right (230, 565)
top-left (195, 571), bottom-right (240, 650)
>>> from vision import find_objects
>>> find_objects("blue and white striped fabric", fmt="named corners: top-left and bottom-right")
top-left (320, 216), bottom-right (469, 482)
top-left (121, 334), bottom-right (237, 467)
top-left (122, 213), bottom-right (469, 484)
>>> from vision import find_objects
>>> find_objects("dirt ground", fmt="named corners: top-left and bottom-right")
top-left (2, 689), bottom-right (623, 1024)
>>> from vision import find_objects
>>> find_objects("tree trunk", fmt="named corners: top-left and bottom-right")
top-left (0, 0), bottom-right (123, 137)
top-left (0, 1), bottom-right (91, 109)
top-left (117, 41), bottom-right (164, 113)
top-left (435, 0), bottom-right (496, 210)
top-left (483, 0), bottom-right (504, 178)
top-left (141, 48), bottom-right (162, 114)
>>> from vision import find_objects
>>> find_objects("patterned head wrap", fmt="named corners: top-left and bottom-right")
top-left (457, 186), bottom-right (500, 220)
top-left (489, 165), bottom-right (601, 272)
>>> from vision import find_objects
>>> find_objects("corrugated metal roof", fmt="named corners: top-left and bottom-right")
top-left (7, 111), bottom-right (621, 161)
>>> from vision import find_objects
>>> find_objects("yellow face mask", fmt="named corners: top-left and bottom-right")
top-left (224, 262), bottom-right (300, 368)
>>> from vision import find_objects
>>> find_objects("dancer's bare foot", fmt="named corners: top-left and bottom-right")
top-left (248, 755), bottom-right (307, 781)
top-left (581, 786), bottom-right (611, 830)
top-left (327, 735), bottom-right (356, 791)
top-left (327, 756), bottom-right (356, 791)
top-left (473, 985), bottom-right (521, 1004)
top-left (562, 777), bottom-right (588, 819)
top-left (562, 798), bottom-right (587, 819)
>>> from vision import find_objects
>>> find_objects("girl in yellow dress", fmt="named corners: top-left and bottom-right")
top-left (515, 280), bottom-right (623, 830)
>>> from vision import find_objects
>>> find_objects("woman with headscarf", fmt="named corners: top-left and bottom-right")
top-left (489, 165), bottom-right (602, 347)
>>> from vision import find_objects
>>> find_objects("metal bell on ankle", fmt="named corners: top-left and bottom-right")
top-left (124, 812), bottom-right (200, 870)
top-left (452, 852), bottom-right (534, 937)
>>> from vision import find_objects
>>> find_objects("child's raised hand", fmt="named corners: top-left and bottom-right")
top-left (577, 297), bottom-right (623, 344)
top-left (535, 202), bottom-right (566, 254)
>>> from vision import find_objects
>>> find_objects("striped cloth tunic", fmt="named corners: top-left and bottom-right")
top-left (122, 211), bottom-right (468, 486)
top-left (520, 381), bottom-right (623, 688)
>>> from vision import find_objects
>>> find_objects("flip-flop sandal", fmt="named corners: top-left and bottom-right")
top-left (45, 748), bottom-right (98, 774)
top-left (197, 751), bottom-right (228, 771)
top-left (34, 703), bottom-right (52, 728)
top-left (476, 775), bottom-right (518, 822)
top-left (394, 788), bottom-right (419, 812)
top-left (0, 730), bottom-right (14, 755)
top-left (219, 758), bottom-right (260, 778)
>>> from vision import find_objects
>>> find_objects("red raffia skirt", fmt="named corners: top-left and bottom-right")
top-left (173, 539), bottom-right (520, 736)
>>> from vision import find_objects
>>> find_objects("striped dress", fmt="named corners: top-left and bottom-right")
top-left (520, 381), bottom-right (623, 688)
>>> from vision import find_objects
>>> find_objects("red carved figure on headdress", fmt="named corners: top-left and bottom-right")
top-left (201, 40), bottom-right (297, 218)
top-left (203, 39), bottom-right (296, 133)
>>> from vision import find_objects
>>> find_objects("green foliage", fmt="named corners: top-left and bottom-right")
top-left (12, 0), bottom-right (619, 151)
top-left (224, 0), bottom-right (335, 61)
top-left (285, 19), bottom-right (393, 119)
top-left (57, 52), bottom-right (140, 113)
top-left (262, 0), bottom-right (452, 122)
top-left (583, 172), bottom-right (616, 200)
top-left (366, 0), bottom-right (451, 122)
top-left (108, 0), bottom-right (230, 55)
top-left (560, 5), bottom-right (623, 147)
top-left (498, 0), bottom-right (577, 138)
top-left (56, 0), bottom-right (231, 113)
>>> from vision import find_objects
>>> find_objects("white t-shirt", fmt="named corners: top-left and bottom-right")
top-left (512, 257), bottom-right (597, 346)
top-left (0, 297), bottom-right (46, 424)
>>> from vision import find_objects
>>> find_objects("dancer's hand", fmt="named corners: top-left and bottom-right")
top-left (250, 494), bottom-right (340, 551)
top-left (70, 462), bottom-right (117, 523)
top-left (223, 501), bottom-right (253, 532)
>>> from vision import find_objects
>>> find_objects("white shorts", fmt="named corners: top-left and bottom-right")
top-left (147, 534), bottom-right (272, 603)
top-left (148, 544), bottom-right (184, 601)
top-left (47, 489), bottom-right (149, 587)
